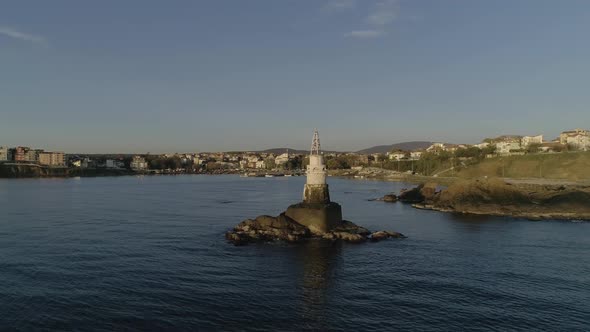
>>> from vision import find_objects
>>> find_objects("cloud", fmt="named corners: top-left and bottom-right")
top-left (366, 0), bottom-right (399, 26)
top-left (324, 0), bottom-right (356, 11)
top-left (0, 26), bottom-right (46, 45)
top-left (344, 29), bottom-right (385, 38)
top-left (338, 0), bottom-right (401, 39)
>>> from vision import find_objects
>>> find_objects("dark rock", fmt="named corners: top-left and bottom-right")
top-left (382, 194), bottom-right (398, 202)
top-left (399, 183), bottom-right (438, 203)
top-left (420, 182), bottom-right (438, 201)
top-left (399, 185), bottom-right (426, 203)
top-left (369, 231), bottom-right (407, 242)
top-left (331, 220), bottom-right (370, 236)
top-left (226, 214), bottom-right (310, 245)
top-left (227, 213), bottom-right (405, 245)
top-left (331, 231), bottom-right (366, 243)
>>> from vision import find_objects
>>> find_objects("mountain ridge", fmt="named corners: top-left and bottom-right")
top-left (356, 141), bottom-right (433, 154)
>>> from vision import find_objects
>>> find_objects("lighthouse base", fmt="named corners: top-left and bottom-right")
top-left (285, 202), bottom-right (342, 235)
top-left (303, 184), bottom-right (331, 204)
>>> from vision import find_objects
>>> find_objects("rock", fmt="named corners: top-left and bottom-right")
top-left (322, 232), bottom-right (336, 240)
top-left (331, 232), bottom-right (366, 243)
top-left (399, 185), bottom-right (426, 203)
top-left (226, 214), bottom-right (311, 245)
top-left (382, 194), bottom-right (398, 202)
top-left (227, 214), bottom-right (405, 246)
top-left (420, 182), bottom-right (438, 201)
top-left (369, 231), bottom-right (406, 242)
top-left (225, 232), bottom-right (248, 246)
top-left (332, 220), bottom-right (370, 236)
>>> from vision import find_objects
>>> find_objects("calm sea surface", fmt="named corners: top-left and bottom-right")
top-left (0, 175), bottom-right (589, 331)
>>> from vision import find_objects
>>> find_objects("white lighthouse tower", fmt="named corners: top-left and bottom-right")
top-left (303, 129), bottom-right (330, 204)
top-left (285, 129), bottom-right (343, 234)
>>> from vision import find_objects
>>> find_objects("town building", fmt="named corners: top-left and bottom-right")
top-left (559, 129), bottom-right (590, 150)
top-left (14, 146), bottom-right (31, 162)
top-left (486, 135), bottom-right (523, 155)
top-left (239, 160), bottom-right (249, 169)
top-left (130, 156), bottom-right (149, 170)
top-left (388, 151), bottom-right (406, 161)
top-left (106, 159), bottom-right (125, 169)
top-left (0, 146), bottom-right (8, 161)
top-left (425, 143), bottom-right (467, 153)
top-left (410, 151), bottom-right (423, 160)
top-left (71, 157), bottom-right (90, 168)
top-left (495, 141), bottom-right (522, 155)
top-left (38, 152), bottom-right (66, 167)
top-left (7, 148), bottom-right (15, 161)
top-left (474, 142), bottom-right (490, 149)
top-left (539, 142), bottom-right (564, 153)
top-left (274, 150), bottom-right (291, 165)
top-left (521, 135), bottom-right (544, 147)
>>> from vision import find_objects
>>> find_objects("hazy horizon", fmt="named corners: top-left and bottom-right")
top-left (2, 0), bottom-right (589, 153)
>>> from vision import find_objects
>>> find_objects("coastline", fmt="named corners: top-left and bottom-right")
top-left (391, 178), bottom-right (590, 221)
top-left (3, 165), bottom-right (589, 222)
top-left (412, 203), bottom-right (590, 221)
top-left (0, 163), bottom-right (240, 179)
top-left (3, 163), bottom-right (589, 188)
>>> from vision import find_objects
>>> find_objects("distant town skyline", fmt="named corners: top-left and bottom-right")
top-left (2, 0), bottom-right (590, 153)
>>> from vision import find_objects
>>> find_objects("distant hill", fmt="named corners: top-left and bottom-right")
top-left (259, 148), bottom-right (341, 155)
top-left (356, 141), bottom-right (433, 154)
top-left (260, 148), bottom-right (310, 155)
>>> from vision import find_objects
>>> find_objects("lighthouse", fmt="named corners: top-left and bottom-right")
top-left (284, 129), bottom-right (343, 234)
top-left (303, 129), bottom-right (330, 204)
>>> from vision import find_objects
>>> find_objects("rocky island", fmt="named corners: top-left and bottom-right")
top-left (226, 130), bottom-right (405, 245)
top-left (385, 178), bottom-right (590, 221)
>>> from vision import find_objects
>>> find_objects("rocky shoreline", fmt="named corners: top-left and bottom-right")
top-left (378, 178), bottom-right (590, 221)
top-left (225, 213), bottom-right (405, 246)
top-left (412, 203), bottom-right (590, 221)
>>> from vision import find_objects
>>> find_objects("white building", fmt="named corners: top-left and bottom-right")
top-left (410, 151), bottom-right (423, 160)
top-left (521, 135), bottom-right (543, 147)
top-left (72, 158), bottom-right (90, 168)
top-left (474, 142), bottom-right (490, 149)
top-left (274, 150), bottom-right (291, 165)
top-left (106, 159), bottom-right (125, 169)
top-left (426, 143), bottom-right (446, 153)
top-left (388, 151), bottom-right (406, 161)
top-left (560, 129), bottom-right (589, 144)
top-left (560, 129), bottom-right (590, 150)
top-left (0, 146), bottom-right (7, 161)
top-left (495, 141), bottom-right (522, 155)
top-left (130, 156), bottom-right (148, 170)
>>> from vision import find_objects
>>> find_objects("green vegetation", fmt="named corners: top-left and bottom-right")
top-left (325, 155), bottom-right (366, 170)
top-left (379, 146), bottom-right (495, 176)
top-left (145, 155), bottom-right (188, 170)
top-left (282, 155), bottom-right (304, 170)
top-left (457, 151), bottom-right (590, 180)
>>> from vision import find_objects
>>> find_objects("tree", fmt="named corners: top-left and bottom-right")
top-left (264, 157), bottom-right (276, 170)
top-left (284, 156), bottom-right (303, 170)
top-left (526, 143), bottom-right (541, 154)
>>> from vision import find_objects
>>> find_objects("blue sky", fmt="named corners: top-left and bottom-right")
top-left (1, 0), bottom-right (589, 153)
